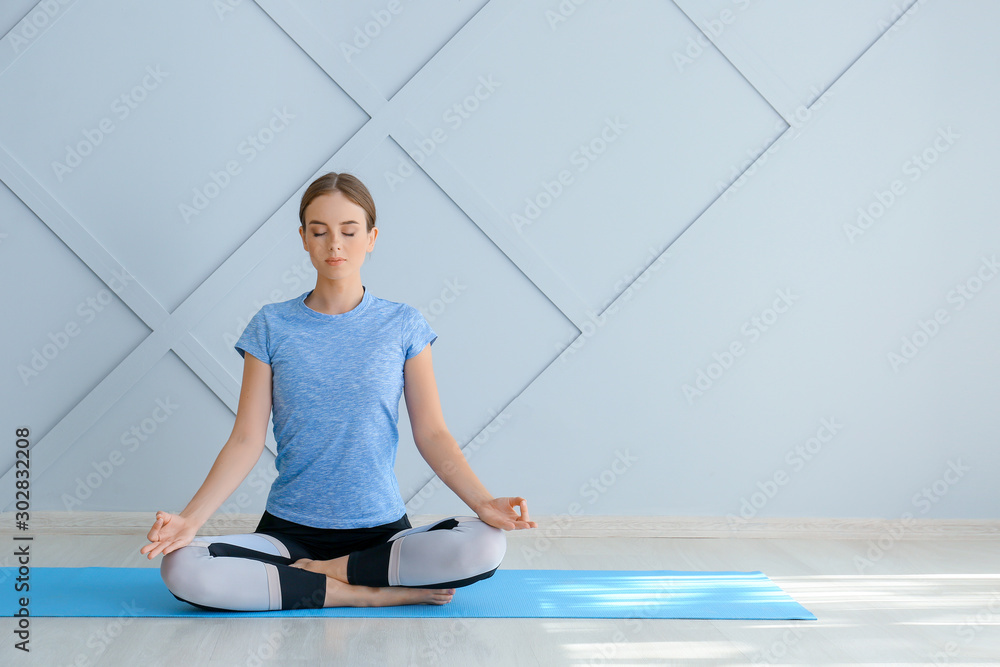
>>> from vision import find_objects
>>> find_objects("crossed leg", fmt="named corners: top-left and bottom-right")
top-left (160, 531), bottom-right (455, 611)
top-left (159, 516), bottom-right (504, 611)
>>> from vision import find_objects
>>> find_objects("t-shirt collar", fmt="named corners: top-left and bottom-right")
top-left (298, 286), bottom-right (371, 321)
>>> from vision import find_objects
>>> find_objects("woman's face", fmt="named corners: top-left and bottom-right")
top-left (299, 191), bottom-right (377, 278)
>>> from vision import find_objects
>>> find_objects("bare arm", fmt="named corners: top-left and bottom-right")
top-left (403, 343), bottom-right (536, 530)
top-left (141, 352), bottom-right (272, 557)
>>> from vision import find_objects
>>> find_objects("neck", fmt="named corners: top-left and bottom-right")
top-left (305, 276), bottom-right (365, 315)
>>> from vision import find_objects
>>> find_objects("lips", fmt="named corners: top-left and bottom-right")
top-left (326, 258), bottom-right (346, 264)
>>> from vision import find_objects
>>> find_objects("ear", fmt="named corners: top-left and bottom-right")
top-left (367, 226), bottom-right (378, 252)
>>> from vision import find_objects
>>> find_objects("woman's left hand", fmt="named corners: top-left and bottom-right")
top-left (474, 496), bottom-right (538, 530)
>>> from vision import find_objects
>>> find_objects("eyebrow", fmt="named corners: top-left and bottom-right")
top-left (307, 220), bottom-right (360, 227)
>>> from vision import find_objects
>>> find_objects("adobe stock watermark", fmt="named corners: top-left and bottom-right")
top-left (544, 0), bottom-right (588, 31)
top-left (51, 65), bottom-right (169, 183)
top-left (179, 106), bottom-right (295, 223)
top-left (418, 449), bottom-right (636, 664)
top-left (716, 85), bottom-right (833, 205)
top-left (0, 551), bottom-right (23, 586)
top-left (520, 449), bottom-right (638, 565)
top-left (843, 125), bottom-right (958, 244)
top-left (417, 619), bottom-right (473, 666)
top-left (405, 407), bottom-right (512, 513)
top-left (751, 624), bottom-right (809, 665)
top-left (555, 245), bottom-right (668, 363)
top-left (60, 397), bottom-right (180, 511)
top-left (6, 0), bottom-right (75, 55)
top-left (244, 618), bottom-right (293, 666)
top-left (338, 0), bottom-right (408, 62)
top-left (854, 458), bottom-right (970, 573)
top-left (727, 417), bottom-right (844, 530)
top-left (213, 0), bottom-right (249, 21)
top-left (511, 116), bottom-right (627, 235)
top-left (580, 588), bottom-right (674, 666)
top-left (682, 287), bottom-right (799, 404)
top-left (418, 277), bottom-right (467, 324)
top-left (385, 75), bottom-right (501, 190)
top-left (214, 465), bottom-right (278, 530)
top-left (673, 0), bottom-right (755, 73)
top-left (61, 599), bottom-right (145, 667)
top-left (224, 257), bottom-right (315, 351)
top-left (17, 268), bottom-right (134, 386)
top-left (877, 0), bottom-right (932, 37)
top-left (930, 591), bottom-right (1000, 665)
top-left (887, 254), bottom-right (997, 373)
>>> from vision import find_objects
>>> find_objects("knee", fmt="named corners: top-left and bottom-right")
top-left (160, 543), bottom-right (215, 604)
top-left (455, 518), bottom-right (506, 573)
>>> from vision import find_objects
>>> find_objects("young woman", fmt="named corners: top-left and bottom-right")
top-left (140, 172), bottom-right (537, 611)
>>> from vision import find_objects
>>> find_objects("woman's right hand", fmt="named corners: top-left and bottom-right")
top-left (140, 510), bottom-right (199, 559)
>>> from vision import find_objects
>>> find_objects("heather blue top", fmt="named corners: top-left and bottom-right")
top-left (234, 286), bottom-right (437, 529)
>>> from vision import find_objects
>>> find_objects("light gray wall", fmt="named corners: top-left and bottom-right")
top-left (2, 0), bottom-right (996, 522)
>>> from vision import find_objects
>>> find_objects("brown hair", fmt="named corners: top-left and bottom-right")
top-left (299, 172), bottom-right (376, 233)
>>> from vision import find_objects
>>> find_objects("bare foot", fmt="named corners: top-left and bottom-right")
top-left (323, 577), bottom-right (456, 607)
top-left (291, 556), bottom-right (348, 583)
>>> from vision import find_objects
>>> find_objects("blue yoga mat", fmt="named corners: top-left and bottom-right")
top-left (0, 567), bottom-right (816, 620)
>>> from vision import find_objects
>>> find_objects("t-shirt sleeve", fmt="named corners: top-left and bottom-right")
top-left (402, 306), bottom-right (438, 360)
top-left (234, 308), bottom-right (271, 364)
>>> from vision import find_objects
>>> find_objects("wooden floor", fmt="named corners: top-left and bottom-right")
top-left (2, 528), bottom-right (999, 666)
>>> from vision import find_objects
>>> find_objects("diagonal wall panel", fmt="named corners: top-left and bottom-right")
top-left (0, 0), bottom-right (367, 313)
top-left (409, 0), bottom-right (1000, 519)
top-left (0, 180), bottom-right (148, 477)
top-left (397, 0), bottom-right (786, 319)
top-left (286, 0), bottom-right (489, 100)
top-left (672, 0), bottom-right (915, 122)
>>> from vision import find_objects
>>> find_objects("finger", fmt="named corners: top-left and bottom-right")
top-left (150, 537), bottom-right (181, 559)
top-left (142, 535), bottom-right (165, 553)
top-left (162, 540), bottom-right (183, 556)
top-left (494, 515), bottom-right (515, 531)
top-left (517, 498), bottom-right (531, 524)
top-left (146, 517), bottom-right (163, 541)
top-left (492, 515), bottom-right (515, 531)
top-left (150, 541), bottom-right (175, 559)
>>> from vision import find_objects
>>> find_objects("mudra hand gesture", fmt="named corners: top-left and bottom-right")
top-left (140, 511), bottom-right (199, 559)
top-left (475, 496), bottom-right (538, 530)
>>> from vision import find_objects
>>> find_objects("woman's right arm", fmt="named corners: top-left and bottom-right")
top-left (140, 352), bottom-right (272, 558)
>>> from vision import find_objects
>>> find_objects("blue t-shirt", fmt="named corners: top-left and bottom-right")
top-left (233, 286), bottom-right (437, 529)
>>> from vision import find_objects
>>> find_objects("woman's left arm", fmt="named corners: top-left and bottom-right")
top-left (403, 344), bottom-right (537, 531)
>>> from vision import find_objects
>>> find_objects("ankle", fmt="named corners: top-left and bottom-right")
top-left (332, 556), bottom-right (350, 584)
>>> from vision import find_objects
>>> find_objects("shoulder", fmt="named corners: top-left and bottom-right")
top-left (368, 293), bottom-right (422, 323)
top-left (258, 291), bottom-right (307, 321)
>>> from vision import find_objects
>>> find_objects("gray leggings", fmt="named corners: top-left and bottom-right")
top-left (160, 514), bottom-right (506, 611)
